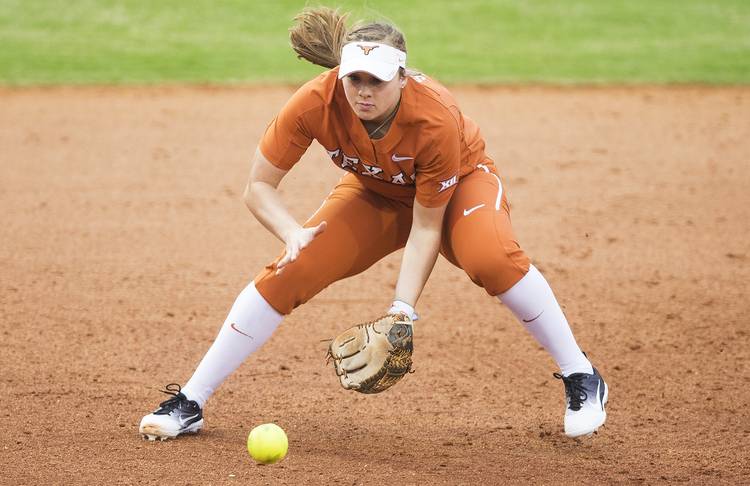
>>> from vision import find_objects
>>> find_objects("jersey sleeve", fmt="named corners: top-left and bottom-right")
top-left (258, 86), bottom-right (318, 170)
top-left (414, 120), bottom-right (461, 208)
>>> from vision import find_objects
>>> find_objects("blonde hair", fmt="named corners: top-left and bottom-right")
top-left (289, 6), bottom-right (407, 69)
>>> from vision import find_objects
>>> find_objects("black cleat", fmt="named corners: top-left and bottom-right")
top-left (554, 367), bottom-right (608, 438)
top-left (139, 384), bottom-right (203, 441)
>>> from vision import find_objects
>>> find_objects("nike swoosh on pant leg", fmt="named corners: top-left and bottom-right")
top-left (463, 204), bottom-right (485, 216)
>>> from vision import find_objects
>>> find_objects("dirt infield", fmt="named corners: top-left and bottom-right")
top-left (1, 85), bottom-right (748, 485)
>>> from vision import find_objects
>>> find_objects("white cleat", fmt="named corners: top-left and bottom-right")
top-left (141, 433), bottom-right (168, 442)
top-left (554, 367), bottom-right (609, 438)
top-left (139, 384), bottom-right (204, 441)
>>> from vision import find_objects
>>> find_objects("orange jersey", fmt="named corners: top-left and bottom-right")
top-left (259, 68), bottom-right (492, 207)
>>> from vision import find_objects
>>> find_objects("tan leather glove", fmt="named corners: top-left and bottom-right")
top-left (327, 313), bottom-right (414, 394)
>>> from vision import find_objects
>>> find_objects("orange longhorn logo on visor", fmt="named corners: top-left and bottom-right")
top-left (357, 44), bottom-right (379, 55)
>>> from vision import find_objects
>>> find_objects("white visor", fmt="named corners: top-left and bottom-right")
top-left (338, 42), bottom-right (407, 82)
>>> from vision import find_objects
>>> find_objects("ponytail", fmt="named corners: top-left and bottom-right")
top-left (289, 7), bottom-right (349, 69)
top-left (289, 7), bottom-right (408, 70)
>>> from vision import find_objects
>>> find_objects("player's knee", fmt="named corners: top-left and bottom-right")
top-left (253, 258), bottom-right (326, 315)
top-left (463, 247), bottom-right (530, 296)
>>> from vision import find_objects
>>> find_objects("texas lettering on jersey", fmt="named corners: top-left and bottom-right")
top-left (327, 147), bottom-right (413, 185)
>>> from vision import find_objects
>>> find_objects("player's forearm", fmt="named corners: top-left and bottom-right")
top-left (244, 181), bottom-right (300, 243)
top-left (394, 224), bottom-right (441, 307)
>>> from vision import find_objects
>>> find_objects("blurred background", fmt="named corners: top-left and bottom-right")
top-left (1, 0), bottom-right (748, 85)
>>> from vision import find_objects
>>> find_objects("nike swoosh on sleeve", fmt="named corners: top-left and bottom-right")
top-left (391, 154), bottom-right (414, 162)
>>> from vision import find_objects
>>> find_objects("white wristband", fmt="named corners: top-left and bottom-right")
top-left (388, 300), bottom-right (419, 321)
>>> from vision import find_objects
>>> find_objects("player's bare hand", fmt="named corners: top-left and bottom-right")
top-left (276, 221), bottom-right (327, 274)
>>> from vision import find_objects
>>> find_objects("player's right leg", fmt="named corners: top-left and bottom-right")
top-left (139, 175), bottom-right (411, 440)
top-left (139, 281), bottom-right (281, 440)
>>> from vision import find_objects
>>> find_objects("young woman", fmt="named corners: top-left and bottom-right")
top-left (139, 7), bottom-right (608, 441)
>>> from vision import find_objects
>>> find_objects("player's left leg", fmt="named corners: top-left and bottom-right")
top-left (441, 163), bottom-right (608, 437)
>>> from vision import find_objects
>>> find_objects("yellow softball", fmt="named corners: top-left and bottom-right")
top-left (247, 423), bottom-right (288, 464)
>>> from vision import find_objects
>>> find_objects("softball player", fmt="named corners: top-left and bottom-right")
top-left (140, 7), bottom-right (608, 441)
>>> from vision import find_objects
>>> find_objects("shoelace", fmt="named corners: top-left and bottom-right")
top-left (553, 373), bottom-right (588, 411)
top-left (156, 383), bottom-right (185, 412)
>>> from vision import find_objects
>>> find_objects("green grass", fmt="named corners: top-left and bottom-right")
top-left (1, 0), bottom-right (749, 85)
